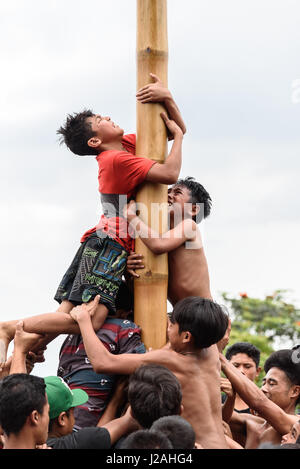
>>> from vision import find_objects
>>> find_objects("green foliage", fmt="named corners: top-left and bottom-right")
top-left (221, 290), bottom-right (300, 387)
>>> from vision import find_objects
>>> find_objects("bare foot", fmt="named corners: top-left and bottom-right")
top-left (0, 323), bottom-right (15, 367)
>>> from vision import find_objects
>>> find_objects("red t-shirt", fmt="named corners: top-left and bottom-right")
top-left (81, 134), bottom-right (156, 252)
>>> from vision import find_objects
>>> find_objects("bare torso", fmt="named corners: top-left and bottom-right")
top-left (246, 415), bottom-right (299, 448)
top-left (168, 232), bottom-right (212, 305)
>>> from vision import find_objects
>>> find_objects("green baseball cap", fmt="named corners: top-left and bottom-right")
top-left (44, 376), bottom-right (88, 420)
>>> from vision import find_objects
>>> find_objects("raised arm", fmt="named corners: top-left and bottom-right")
top-left (9, 321), bottom-right (44, 375)
top-left (219, 353), bottom-right (296, 435)
top-left (100, 406), bottom-right (140, 446)
top-left (145, 112), bottom-right (183, 185)
top-left (136, 73), bottom-right (186, 135)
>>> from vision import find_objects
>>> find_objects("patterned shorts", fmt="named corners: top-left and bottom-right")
top-left (54, 233), bottom-right (127, 312)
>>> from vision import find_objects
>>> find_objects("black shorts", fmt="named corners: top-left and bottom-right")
top-left (54, 233), bottom-right (128, 313)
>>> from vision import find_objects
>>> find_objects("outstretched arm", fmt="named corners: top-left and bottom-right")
top-left (70, 297), bottom-right (171, 375)
top-left (219, 353), bottom-right (296, 435)
top-left (136, 73), bottom-right (186, 136)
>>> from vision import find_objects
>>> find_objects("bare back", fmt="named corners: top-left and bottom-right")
top-left (168, 227), bottom-right (212, 305)
top-left (159, 344), bottom-right (228, 449)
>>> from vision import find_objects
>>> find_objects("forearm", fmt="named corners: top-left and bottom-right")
top-left (97, 395), bottom-right (121, 426)
top-left (220, 356), bottom-right (266, 411)
top-left (102, 415), bottom-right (138, 446)
top-left (164, 133), bottom-right (183, 181)
top-left (10, 349), bottom-right (27, 374)
top-left (129, 217), bottom-right (163, 254)
top-left (163, 94), bottom-right (186, 134)
top-left (77, 317), bottom-right (110, 372)
top-left (222, 394), bottom-right (236, 423)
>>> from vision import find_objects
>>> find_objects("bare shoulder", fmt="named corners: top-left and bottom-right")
top-left (181, 219), bottom-right (202, 245)
top-left (143, 347), bottom-right (180, 369)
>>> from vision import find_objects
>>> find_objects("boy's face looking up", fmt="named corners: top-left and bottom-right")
top-left (86, 114), bottom-right (124, 150)
top-left (168, 184), bottom-right (197, 221)
top-left (229, 353), bottom-right (260, 382)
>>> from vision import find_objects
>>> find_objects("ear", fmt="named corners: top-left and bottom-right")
top-left (29, 410), bottom-right (40, 427)
top-left (57, 411), bottom-right (68, 427)
top-left (256, 366), bottom-right (262, 377)
top-left (87, 136), bottom-right (102, 149)
top-left (179, 404), bottom-right (184, 415)
top-left (182, 331), bottom-right (192, 344)
top-left (290, 385), bottom-right (300, 400)
top-left (191, 203), bottom-right (200, 219)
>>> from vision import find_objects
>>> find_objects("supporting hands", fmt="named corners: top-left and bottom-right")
top-left (220, 377), bottom-right (236, 399)
top-left (126, 251), bottom-right (144, 278)
top-left (14, 321), bottom-right (45, 357)
top-left (26, 349), bottom-right (46, 375)
top-left (123, 202), bottom-right (145, 278)
top-left (70, 295), bottom-right (100, 323)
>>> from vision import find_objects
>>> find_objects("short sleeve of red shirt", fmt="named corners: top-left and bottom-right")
top-left (112, 151), bottom-right (155, 194)
top-left (97, 134), bottom-right (156, 197)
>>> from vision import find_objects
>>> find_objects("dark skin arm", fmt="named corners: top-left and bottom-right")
top-left (69, 297), bottom-right (174, 375)
top-left (124, 200), bottom-right (197, 255)
top-left (145, 113), bottom-right (183, 185)
top-left (220, 353), bottom-right (296, 436)
top-left (136, 73), bottom-right (186, 136)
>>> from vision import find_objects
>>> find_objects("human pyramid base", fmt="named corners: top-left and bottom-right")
top-left (0, 75), bottom-right (299, 450)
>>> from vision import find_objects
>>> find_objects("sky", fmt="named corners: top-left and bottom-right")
top-left (0, 0), bottom-right (300, 376)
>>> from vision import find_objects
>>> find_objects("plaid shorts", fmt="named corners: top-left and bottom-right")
top-left (54, 233), bottom-right (127, 312)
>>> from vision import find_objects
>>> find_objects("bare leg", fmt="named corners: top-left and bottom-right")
top-left (0, 300), bottom-right (108, 366)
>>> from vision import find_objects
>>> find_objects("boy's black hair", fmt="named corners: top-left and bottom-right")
top-left (0, 374), bottom-right (47, 436)
top-left (264, 349), bottom-right (300, 405)
top-left (128, 364), bottom-right (182, 429)
top-left (170, 296), bottom-right (229, 349)
top-left (151, 415), bottom-right (195, 449)
top-left (225, 342), bottom-right (261, 368)
top-left (175, 176), bottom-right (212, 223)
top-left (120, 429), bottom-right (173, 449)
top-left (57, 109), bottom-right (98, 156)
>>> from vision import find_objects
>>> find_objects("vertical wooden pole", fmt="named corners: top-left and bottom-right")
top-left (135, 0), bottom-right (168, 349)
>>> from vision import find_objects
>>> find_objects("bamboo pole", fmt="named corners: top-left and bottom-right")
top-left (134, 0), bottom-right (169, 350)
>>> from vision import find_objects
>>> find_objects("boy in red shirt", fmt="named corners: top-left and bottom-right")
top-left (0, 74), bottom-right (185, 366)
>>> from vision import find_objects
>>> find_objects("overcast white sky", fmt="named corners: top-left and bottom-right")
top-left (1, 0), bottom-right (300, 376)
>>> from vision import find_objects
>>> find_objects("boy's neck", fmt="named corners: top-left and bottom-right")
top-left (99, 138), bottom-right (125, 153)
top-left (177, 343), bottom-right (199, 356)
top-left (3, 431), bottom-right (37, 449)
